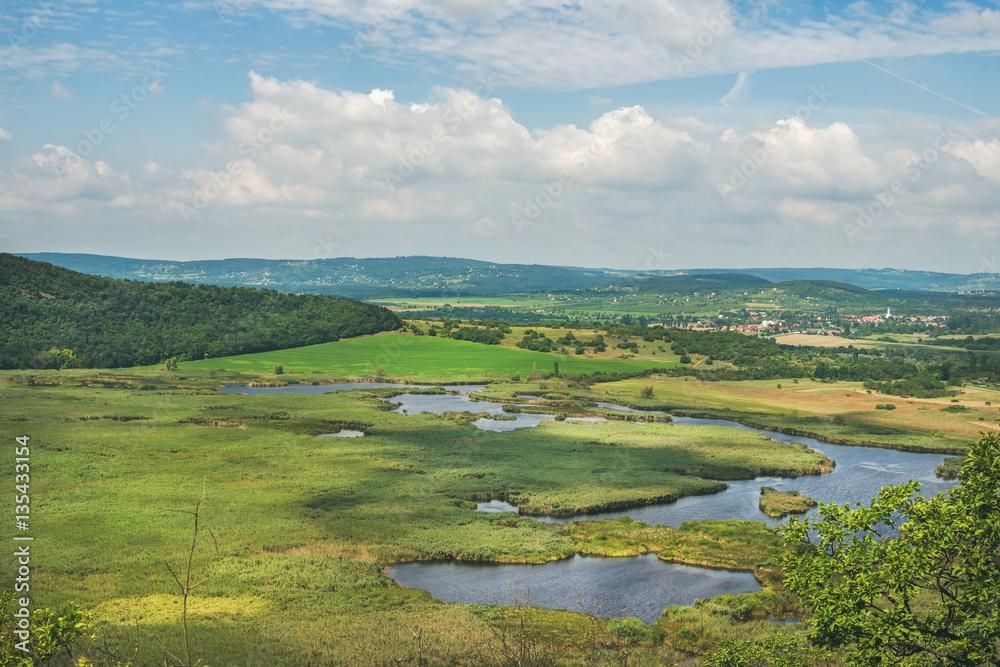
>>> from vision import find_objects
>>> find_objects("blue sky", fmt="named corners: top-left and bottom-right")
top-left (1, 0), bottom-right (999, 272)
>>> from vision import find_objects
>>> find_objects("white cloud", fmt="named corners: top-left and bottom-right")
top-left (51, 81), bottom-right (74, 100)
top-left (1, 73), bottom-right (997, 271)
top-left (0, 127), bottom-right (11, 142)
top-left (946, 139), bottom-right (1000, 184)
top-left (196, 1), bottom-right (1000, 90)
top-left (719, 72), bottom-right (749, 107)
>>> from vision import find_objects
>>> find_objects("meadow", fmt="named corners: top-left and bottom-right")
top-left (173, 332), bottom-right (678, 379)
top-left (5, 324), bottom-right (989, 665)
top-left (594, 376), bottom-right (990, 453)
top-left (1, 372), bottom-right (830, 665)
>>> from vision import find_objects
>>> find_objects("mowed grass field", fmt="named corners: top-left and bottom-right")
top-left (598, 376), bottom-right (992, 452)
top-left (176, 332), bottom-right (678, 378)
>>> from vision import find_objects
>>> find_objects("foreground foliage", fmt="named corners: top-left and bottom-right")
top-left (780, 433), bottom-right (1000, 666)
top-left (0, 593), bottom-right (89, 666)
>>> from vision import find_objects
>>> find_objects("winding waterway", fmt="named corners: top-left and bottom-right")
top-left (219, 382), bottom-right (959, 619)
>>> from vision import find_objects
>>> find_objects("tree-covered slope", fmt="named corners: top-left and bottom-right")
top-left (634, 273), bottom-right (770, 293)
top-left (0, 253), bottom-right (401, 369)
top-left (17, 253), bottom-right (629, 297)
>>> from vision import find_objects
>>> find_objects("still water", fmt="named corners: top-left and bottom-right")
top-left (387, 554), bottom-right (760, 624)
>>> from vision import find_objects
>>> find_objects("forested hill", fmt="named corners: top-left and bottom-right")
top-left (17, 253), bottom-right (630, 297)
top-left (19, 252), bottom-right (1000, 295)
top-left (634, 273), bottom-right (769, 292)
top-left (0, 253), bottom-right (401, 369)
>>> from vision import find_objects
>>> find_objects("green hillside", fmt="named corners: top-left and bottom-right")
top-left (0, 253), bottom-right (401, 369)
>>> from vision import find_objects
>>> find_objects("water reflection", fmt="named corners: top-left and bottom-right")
top-left (388, 554), bottom-right (761, 624)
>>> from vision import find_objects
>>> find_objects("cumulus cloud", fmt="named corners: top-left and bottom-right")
top-left (946, 139), bottom-right (1000, 184)
top-left (0, 126), bottom-right (11, 142)
top-left (1, 72), bottom-right (997, 270)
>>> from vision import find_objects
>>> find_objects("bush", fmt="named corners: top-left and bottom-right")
top-left (676, 627), bottom-right (697, 643)
top-left (639, 385), bottom-right (654, 399)
top-left (1, 592), bottom-right (89, 664)
top-left (875, 403), bottom-right (896, 410)
top-left (274, 364), bottom-right (284, 375)
top-left (607, 617), bottom-right (666, 644)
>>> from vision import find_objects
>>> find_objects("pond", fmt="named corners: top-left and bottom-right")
top-left (387, 554), bottom-right (760, 624)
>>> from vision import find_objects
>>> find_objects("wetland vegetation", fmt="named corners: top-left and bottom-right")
top-left (3, 253), bottom-right (998, 666)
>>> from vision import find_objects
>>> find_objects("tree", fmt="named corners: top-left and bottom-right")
top-left (779, 433), bottom-right (1000, 666)
top-left (165, 482), bottom-right (218, 667)
top-left (34, 347), bottom-right (76, 370)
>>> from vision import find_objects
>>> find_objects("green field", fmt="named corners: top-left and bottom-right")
top-left (176, 333), bottom-right (678, 378)
top-left (0, 375), bottom-right (829, 665)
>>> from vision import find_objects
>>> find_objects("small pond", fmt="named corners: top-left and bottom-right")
top-left (387, 554), bottom-right (760, 624)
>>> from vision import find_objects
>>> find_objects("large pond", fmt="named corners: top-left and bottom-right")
top-left (387, 554), bottom-right (760, 624)
top-left (219, 381), bottom-right (959, 618)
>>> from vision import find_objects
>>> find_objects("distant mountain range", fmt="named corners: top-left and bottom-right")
top-left (15, 253), bottom-right (1000, 297)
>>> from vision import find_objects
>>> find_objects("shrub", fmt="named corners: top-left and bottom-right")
top-left (639, 385), bottom-right (654, 399)
top-left (608, 617), bottom-right (667, 644)
top-left (676, 627), bottom-right (697, 643)
top-left (875, 403), bottom-right (896, 410)
top-left (274, 364), bottom-right (284, 375)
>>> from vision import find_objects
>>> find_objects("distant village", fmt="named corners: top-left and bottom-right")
top-left (712, 308), bottom-right (949, 336)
